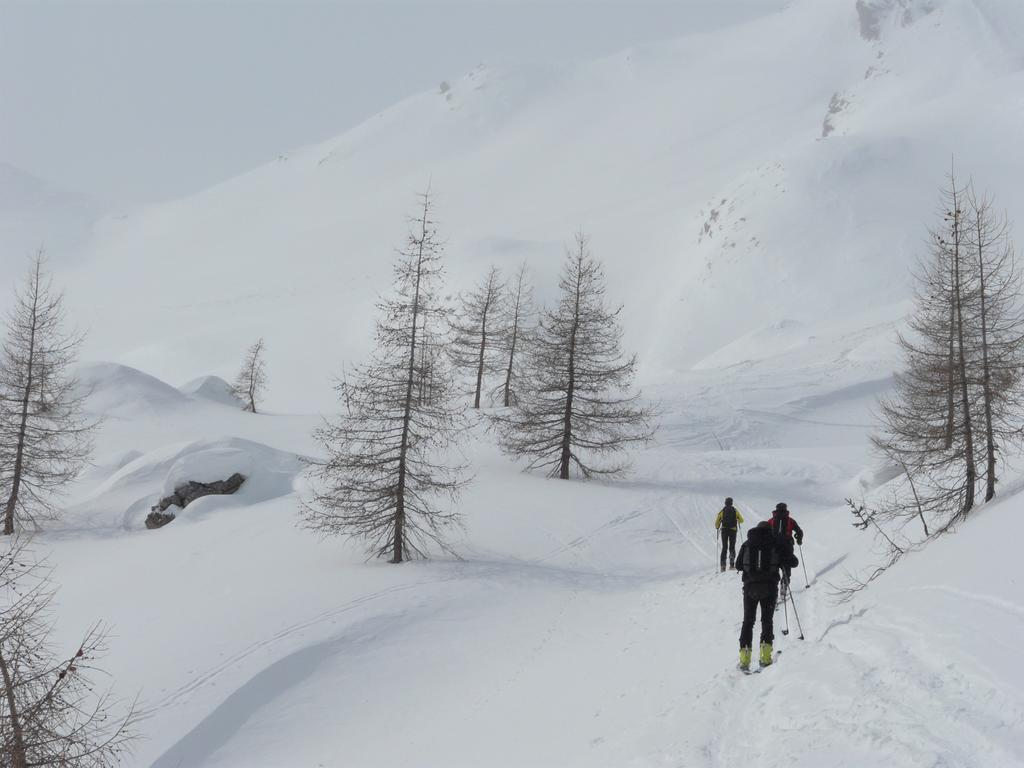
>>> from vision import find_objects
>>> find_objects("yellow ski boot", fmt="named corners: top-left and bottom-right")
top-left (739, 647), bottom-right (752, 671)
top-left (759, 642), bottom-right (773, 667)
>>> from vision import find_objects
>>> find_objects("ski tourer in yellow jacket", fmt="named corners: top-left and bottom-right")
top-left (715, 497), bottom-right (744, 570)
top-left (715, 500), bottom-right (744, 531)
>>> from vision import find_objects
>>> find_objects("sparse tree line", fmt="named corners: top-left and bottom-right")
top-left (0, 190), bottom-right (654, 761)
top-left (840, 169), bottom-right (1024, 599)
top-left (302, 190), bottom-right (655, 562)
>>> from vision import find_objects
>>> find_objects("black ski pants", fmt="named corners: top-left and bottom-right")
top-left (720, 528), bottom-right (737, 567)
top-left (739, 582), bottom-right (777, 648)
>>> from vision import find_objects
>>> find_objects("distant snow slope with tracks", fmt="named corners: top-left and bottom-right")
top-left (7, 0), bottom-right (1024, 765)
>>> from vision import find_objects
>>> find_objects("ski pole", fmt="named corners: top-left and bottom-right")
top-left (799, 543), bottom-right (810, 589)
top-left (781, 577), bottom-right (790, 636)
top-left (788, 583), bottom-right (805, 640)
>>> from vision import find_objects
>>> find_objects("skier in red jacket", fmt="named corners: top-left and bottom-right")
top-left (769, 502), bottom-right (803, 590)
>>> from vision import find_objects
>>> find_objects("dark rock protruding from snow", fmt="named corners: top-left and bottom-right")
top-left (150, 473), bottom-right (246, 517)
top-left (145, 511), bottom-right (176, 529)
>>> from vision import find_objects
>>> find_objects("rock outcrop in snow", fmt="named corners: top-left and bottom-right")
top-left (145, 510), bottom-right (177, 529)
top-left (151, 472), bottom-right (247, 514)
top-left (855, 0), bottom-right (937, 41)
top-left (146, 472), bottom-right (246, 529)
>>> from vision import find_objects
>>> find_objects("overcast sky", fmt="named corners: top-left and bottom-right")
top-left (1, 0), bottom-right (786, 205)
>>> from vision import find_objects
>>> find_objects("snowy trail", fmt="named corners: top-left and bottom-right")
top-left (132, 473), bottom-right (1024, 768)
top-left (134, 479), bottom-right (765, 766)
top-left (131, 481), bottom-right (767, 764)
top-left (34, 357), bottom-right (1024, 767)
top-left (143, 576), bottom-right (465, 715)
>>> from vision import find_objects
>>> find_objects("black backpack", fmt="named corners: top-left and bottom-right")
top-left (721, 505), bottom-right (737, 529)
top-left (741, 530), bottom-right (780, 580)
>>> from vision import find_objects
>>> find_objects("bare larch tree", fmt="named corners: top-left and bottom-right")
top-left (496, 232), bottom-right (654, 479)
top-left (302, 191), bottom-right (470, 562)
top-left (1, 537), bottom-right (137, 767)
top-left (1, 252), bottom-right (94, 536)
top-left (964, 185), bottom-right (1024, 502)
top-left (948, 175), bottom-right (979, 515)
top-left (843, 172), bottom-right (1024, 600)
top-left (873, 173), bottom-right (980, 532)
top-left (449, 266), bottom-right (506, 408)
top-left (874, 174), bottom-right (1024, 530)
top-left (231, 338), bottom-right (267, 413)
top-left (494, 261), bottom-right (534, 408)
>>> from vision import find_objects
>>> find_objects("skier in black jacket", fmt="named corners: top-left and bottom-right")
top-left (735, 520), bottom-right (798, 670)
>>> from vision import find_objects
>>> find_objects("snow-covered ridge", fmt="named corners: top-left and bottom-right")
top-left (29, 0), bottom-right (1019, 413)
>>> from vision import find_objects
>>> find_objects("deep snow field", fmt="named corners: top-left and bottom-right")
top-left (6, 0), bottom-right (1024, 765)
top-left (46, 347), bottom-right (1024, 768)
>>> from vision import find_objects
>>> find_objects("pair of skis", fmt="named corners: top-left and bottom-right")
top-left (738, 649), bottom-right (781, 675)
top-left (740, 584), bottom-right (804, 674)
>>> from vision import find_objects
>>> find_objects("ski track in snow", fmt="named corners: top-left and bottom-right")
top-left (135, 471), bottom-right (1024, 767)
top-left (141, 577), bottom-right (465, 717)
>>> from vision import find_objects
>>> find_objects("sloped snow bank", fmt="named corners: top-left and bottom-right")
top-left (179, 375), bottom-right (244, 408)
top-left (77, 361), bottom-right (188, 418)
top-left (62, 437), bottom-right (302, 532)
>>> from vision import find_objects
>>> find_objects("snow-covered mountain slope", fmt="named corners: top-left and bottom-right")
top-left (0, 161), bottom-right (99, 285)
top-left (39, 353), bottom-right (1023, 767)
top-left (40, 0), bottom-right (1024, 413)
top-left (14, 1), bottom-right (1024, 766)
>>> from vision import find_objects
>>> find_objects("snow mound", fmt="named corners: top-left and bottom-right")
top-left (67, 437), bottom-right (302, 531)
top-left (77, 362), bottom-right (188, 417)
top-left (180, 375), bottom-right (244, 408)
top-left (95, 447), bottom-right (146, 473)
top-left (154, 438), bottom-right (299, 503)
